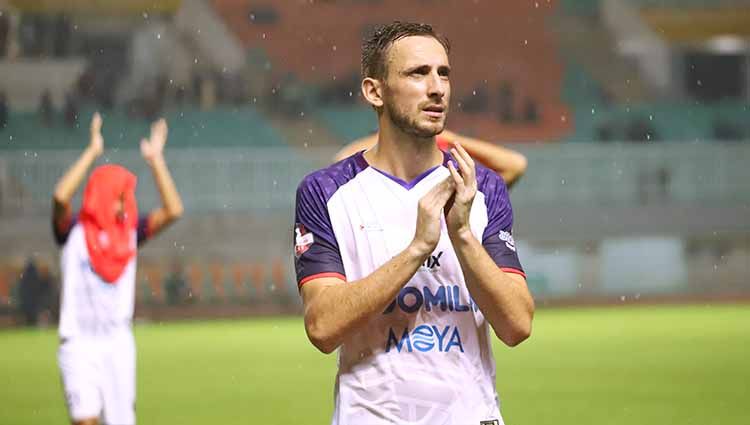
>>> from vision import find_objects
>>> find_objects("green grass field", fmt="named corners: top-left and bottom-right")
top-left (0, 304), bottom-right (747, 424)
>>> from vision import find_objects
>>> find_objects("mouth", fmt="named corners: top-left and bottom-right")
top-left (422, 105), bottom-right (445, 118)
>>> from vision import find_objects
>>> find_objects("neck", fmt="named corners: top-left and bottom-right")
top-left (364, 119), bottom-right (443, 182)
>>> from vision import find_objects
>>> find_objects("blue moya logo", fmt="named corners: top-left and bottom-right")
top-left (386, 324), bottom-right (464, 353)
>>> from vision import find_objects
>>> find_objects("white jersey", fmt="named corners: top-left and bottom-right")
top-left (294, 151), bottom-right (524, 425)
top-left (58, 224), bottom-right (137, 339)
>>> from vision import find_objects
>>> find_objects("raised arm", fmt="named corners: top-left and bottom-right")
top-left (441, 130), bottom-right (527, 188)
top-left (445, 144), bottom-right (534, 346)
top-left (52, 113), bottom-right (103, 232)
top-left (300, 177), bottom-right (455, 354)
top-left (140, 119), bottom-right (184, 238)
top-left (333, 133), bottom-right (378, 162)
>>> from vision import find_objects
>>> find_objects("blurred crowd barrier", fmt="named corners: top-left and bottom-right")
top-left (2, 143), bottom-right (750, 213)
top-left (0, 143), bottom-right (748, 325)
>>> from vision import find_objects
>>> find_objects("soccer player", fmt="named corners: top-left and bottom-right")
top-left (334, 129), bottom-right (528, 188)
top-left (52, 113), bottom-right (183, 425)
top-left (294, 22), bottom-right (534, 424)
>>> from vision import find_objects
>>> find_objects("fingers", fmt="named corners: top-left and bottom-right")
top-left (450, 144), bottom-right (475, 180)
top-left (428, 178), bottom-right (456, 213)
top-left (91, 112), bottom-right (102, 135)
top-left (420, 177), bottom-right (454, 210)
top-left (447, 161), bottom-right (465, 187)
top-left (140, 138), bottom-right (149, 152)
top-left (453, 143), bottom-right (474, 167)
top-left (429, 177), bottom-right (455, 200)
top-left (150, 118), bottom-right (168, 143)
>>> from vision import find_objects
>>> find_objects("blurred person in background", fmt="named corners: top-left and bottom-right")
top-left (17, 257), bottom-right (42, 326)
top-left (0, 11), bottom-right (9, 57)
top-left (52, 113), bottom-right (183, 425)
top-left (164, 259), bottom-right (188, 306)
top-left (334, 128), bottom-right (528, 189)
top-left (64, 93), bottom-right (80, 128)
top-left (295, 21), bottom-right (533, 425)
top-left (39, 89), bottom-right (54, 127)
top-left (0, 91), bottom-right (8, 130)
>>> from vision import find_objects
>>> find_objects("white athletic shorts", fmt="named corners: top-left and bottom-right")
top-left (58, 330), bottom-right (136, 425)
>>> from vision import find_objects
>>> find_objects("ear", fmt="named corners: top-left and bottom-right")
top-left (361, 77), bottom-right (383, 108)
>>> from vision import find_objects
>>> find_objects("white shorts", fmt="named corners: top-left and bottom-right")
top-left (58, 331), bottom-right (136, 425)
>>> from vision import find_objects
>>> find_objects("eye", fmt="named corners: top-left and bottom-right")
top-left (408, 66), bottom-right (430, 77)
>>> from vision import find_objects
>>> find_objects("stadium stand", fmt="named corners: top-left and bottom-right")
top-left (212, 0), bottom-right (572, 142)
top-left (0, 106), bottom-right (286, 150)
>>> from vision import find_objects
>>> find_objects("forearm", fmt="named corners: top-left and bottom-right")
top-left (148, 155), bottom-right (183, 218)
top-left (450, 230), bottom-right (533, 346)
top-left (304, 243), bottom-right (429, 353)
top-left (53, 148), bottom-right (98, 204)
top-left (333, 135), bottom-right (377, 161)
top-left (452, 137), bottom-right (527, 186)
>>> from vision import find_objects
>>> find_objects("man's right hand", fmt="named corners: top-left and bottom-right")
top-left (88, 112), bottom-right (104, 157)
top-left (410, 177), bottom-right (455, 257)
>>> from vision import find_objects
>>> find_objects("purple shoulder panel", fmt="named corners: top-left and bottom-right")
top-left (474, 162), bottom-right (524, 272)
top-left (294, 152), bottom-right (369, 285)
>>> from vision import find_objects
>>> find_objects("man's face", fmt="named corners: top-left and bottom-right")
top-left (381, 35), bottom-right (451, 139)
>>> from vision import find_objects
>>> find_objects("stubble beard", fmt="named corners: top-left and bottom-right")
top-left (385, 99), bottom-right (446, 140)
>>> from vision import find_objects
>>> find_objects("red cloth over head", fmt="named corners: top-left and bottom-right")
top-left (80, 165), bottom-right (138, 283)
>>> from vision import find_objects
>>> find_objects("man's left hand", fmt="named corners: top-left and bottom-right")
top-left (445, 143), bottom-right (477, 238)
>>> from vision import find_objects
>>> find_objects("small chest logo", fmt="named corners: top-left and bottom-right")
top-left (420, 251), bottom-right (443, 272)
top-left (294, 224), bottom-right (314, 257)
top-left (480, 420), bottom-right (500, 425)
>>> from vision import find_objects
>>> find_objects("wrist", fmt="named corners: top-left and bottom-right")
top-left (407, 239), bottom-right (434, 260)
top-left (448, 227), bottom-right (475, 244)
top-left (146, 154), bottom-right (165, 167)
top-left (84, 147), bottom-right (100, 158)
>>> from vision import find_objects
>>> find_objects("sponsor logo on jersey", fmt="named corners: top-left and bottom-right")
top-left (499, 230), bottom-right (516, 252)
top-left (480, 420), bottom-right (500, 425)
top-left (383, 284), bottom-right (478, 314)
top-left (386, 324), bottom-right (465, 353)
top-left (358, 221), bottom-right (383, 232)
top-left (294, 223), bottom-right (314, 257)
top-left (420, 251), bottom-right (443, 272)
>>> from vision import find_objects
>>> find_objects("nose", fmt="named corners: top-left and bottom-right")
top-left (426, 71), bottom-right (446, 100)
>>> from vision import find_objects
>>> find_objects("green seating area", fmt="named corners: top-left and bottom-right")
top-left (559, 0), bottom-right (747, 16)
top-left (559, 0), bottom-right (600, 17)
top-left (631, 0), bottom-right (750, 9)
top-left (0, 106), bottom-right (286, 150)
top-left (561, 63), bottom-right (750, 142)
top-left (316, 105), bottom-right (377, 143)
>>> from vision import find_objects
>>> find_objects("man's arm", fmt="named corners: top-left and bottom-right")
top-left (333, 133), bottom-right (377, 162)
top-left (441, 130), bottom-right (527, 188)
top-left (450, 233), bottom-right (533, 346)
top-left (445, 144), bottom-right (534, 346)
top-left (301, 177), bottom-right (455, 354)
top-left (52, 113), bottom-right (103, 235)
top-left (140, 119), bottom-right (184, 238)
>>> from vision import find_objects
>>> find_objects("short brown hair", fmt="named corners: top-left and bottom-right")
top-left (361, 21), bottom-right (450, 80)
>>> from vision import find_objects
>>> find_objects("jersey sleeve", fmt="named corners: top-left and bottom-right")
top-left (480, 173), bottom-right (525, 278)
top-left (293, 176), bottom-right (346, 289)
top-left (53, 210), bottom-right (76, 246)
top-left (136, 215), bottom-right (150, 247)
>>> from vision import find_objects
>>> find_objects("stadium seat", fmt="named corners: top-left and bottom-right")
top-left (0, 106), bottom-right (286, 151)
